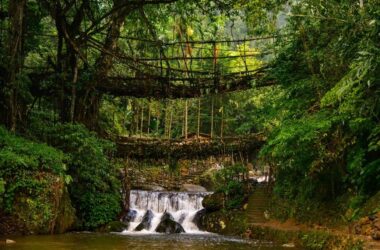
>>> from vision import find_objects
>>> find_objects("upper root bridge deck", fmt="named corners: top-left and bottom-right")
top-left (116, 133), bottom-right (266, 160)
top-left (89, 36), bottom-right (276, 99)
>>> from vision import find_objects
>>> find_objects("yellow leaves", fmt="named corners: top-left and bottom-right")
top-left (219, 220), bottom-right (226, 229)
top-left (186, 26), bottom-right (194, 37)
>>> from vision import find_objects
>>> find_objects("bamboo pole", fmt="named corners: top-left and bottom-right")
top-left (185, 99), bottom-right (188, 139)
top-left (197, 98), bottom-right (201, 137)
top-left (147, 102), bottom-right (151, 135)
top-left (169, 102), bottom-right (173, 139)
top-left (140, 104), bottom-right (144, 138)
top-left (220, 105), bottom-right (224, 138)
top-left (211, 96), bottom-right (214, 138)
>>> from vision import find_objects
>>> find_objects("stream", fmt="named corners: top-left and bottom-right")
top-left (1, 233), bottom-right (294, 250)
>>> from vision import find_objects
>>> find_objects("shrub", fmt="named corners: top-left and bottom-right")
top-left (0, 126), bottom-right (71, 233)
top-left (214, 164), bottom-right (248, 210)
top-left (29, 118), bottom-right (121, 229)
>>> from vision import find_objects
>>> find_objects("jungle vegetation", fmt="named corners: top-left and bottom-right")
top-left (0, 0), bottom-right (379, 233)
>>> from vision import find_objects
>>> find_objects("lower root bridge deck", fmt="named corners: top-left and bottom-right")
top-left (116, 133), bottom-right (266, 160)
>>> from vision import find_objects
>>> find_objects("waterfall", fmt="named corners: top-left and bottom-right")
top-left (123, 190), bottom-right (212, 234)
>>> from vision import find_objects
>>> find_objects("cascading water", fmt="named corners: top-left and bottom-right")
top-left (123, 190), bottom-right (212, 234)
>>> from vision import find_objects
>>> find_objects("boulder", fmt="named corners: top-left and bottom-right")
top-left (139, 184), bottom-right (166, 191)
top-left (102, 221), bottom-right (128, 232)
top-left (192, 209), bottom-right (206, 227)
top-left (6, 239), bottom-right (16, 244)
top-left (155, 212), bottom-right (185, 234)
top-left (123, 209), bottom-right (137, 223)
top-left (181, 184), bottom-right (207, 192)
top-left (54, 188), bottom-right (76, 234)
top-left (135, 210), bottom-right (154, 231)
top-left (195, 210), bottom-right (247, 235)
top-left (202, 192), bottom-right (224, 212)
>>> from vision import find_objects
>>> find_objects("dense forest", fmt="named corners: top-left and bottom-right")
top-left (0, 0), bottom-right (379, 248)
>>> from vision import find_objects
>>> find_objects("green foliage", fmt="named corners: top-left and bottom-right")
top-left (0, 126), bottom-right (70, 233)
top-left (249, 0), bottom-right (380, 223)
top-left (214, 164), bottom-right (247, 209)
top-left (301, 232), bottom-right (329, 250)
top-left (29, 118), bottom-right (122, 229)
top-left (0, 178), bottom-right (5, 205)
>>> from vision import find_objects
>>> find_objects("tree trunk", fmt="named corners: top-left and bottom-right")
top-left (76, 0), bottom-right (133, 131)
top-left (147, 102), bottom-right (151, 135)
top-left (70, 56), bottom-right (78, 123)
top-left (210, 96), bottom-right (214, 138)
top-left (156, 116), bottom-right (159, 135)
top-left (164, 101), bottom-right (169, 138)
top-left (184, 99), bottom-right (188, 139)
top-left (220, 105), bottom-right (224, 138)
top-left (130, 99), bottom-right (138, 136)
top-left (169, 101), bottom-right (173, 139)
top-left (0, 0), bottom-right (27, 131)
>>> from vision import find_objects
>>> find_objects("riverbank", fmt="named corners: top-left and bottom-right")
top-left (197, 186), bottom-right (379, 249)
top-left (244, 220), bottom-right (380, 250)
top-left (197, 208), bottom-right (369, 249)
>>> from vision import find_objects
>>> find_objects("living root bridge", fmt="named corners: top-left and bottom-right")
top-left (100, 71), bottom-right (274, 99)
top-left (116, 134), bottom-right (266, 160)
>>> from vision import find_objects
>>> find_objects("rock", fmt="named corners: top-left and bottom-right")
top-left (282, 243), bottom-right (295, 248)
top-left (372, 230), bottom-right (380, 240)
top-left (373, 214), bottom-right (380, 228)
top-left (196, 210), bottom-right (247, 235)
top-left (354, 212), bottom-right (380, 240)
top-left (181, 184), bottom-right (207, 192)
top-left (372, 217), bottom-right (380, 240)
top-left (139, 184), bottom-right (166, 191)
top-left (192, 209), bottom-right (206, 227)
top-left (123, 209), bottom-right (137, 223)
top-left (155, 212), bottom-right (185, 234)
top-left (135, 210), bottom-right (154, 231)
top-left (6, 239), bottom-right (16, 244)
top-left (103, 221), bottom-right (128, 232)
top-left (354, 216), bottom-right (371, 235)
top-left (54, 188), bottom-right (76, 234)
top-left (202, 192), bottom-right (224, 212)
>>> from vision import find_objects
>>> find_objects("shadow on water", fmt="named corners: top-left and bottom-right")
top-left (1, 232), bottom-right (302, 250)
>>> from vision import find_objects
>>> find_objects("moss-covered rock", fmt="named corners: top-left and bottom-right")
top-left (135, 210), bottom-right (154, 231)
top-left (202, 192), bottom-right (224, 212)
top-left (98, 221), bottom-right (128, 232)
top-left (198, 210), bottom-right (248, 235)
top-left (155, 212), bottom-right (185, 233)
top-left (0, 127), bottom-right (75, 235)
top-left (53, 188), bottom-right (76, 234)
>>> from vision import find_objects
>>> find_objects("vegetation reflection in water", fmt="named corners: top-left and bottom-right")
top-left (3, 233), bottom-right (299, 250)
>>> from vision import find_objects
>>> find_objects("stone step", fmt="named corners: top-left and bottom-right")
top-left (245, 185), bottom-right (271, 224)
